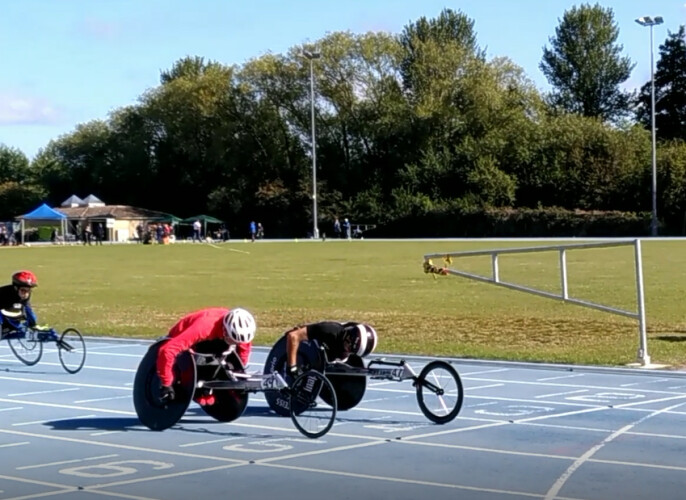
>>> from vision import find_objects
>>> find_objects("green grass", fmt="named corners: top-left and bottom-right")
top-left (3, 239), bottom-right (686, 368)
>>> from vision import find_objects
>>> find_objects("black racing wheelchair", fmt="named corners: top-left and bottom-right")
top-left (133, 338), bottom-right (339, 438)
top-left (1, 316), bottom-right (87, 374)
top-left (263, 337), bottom-right (464, 425)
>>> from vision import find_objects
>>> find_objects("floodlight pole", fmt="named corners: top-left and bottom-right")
top-left (636, 16), bottom-right (664, 237)
top-left (304, 50), bottom-right (321, 239)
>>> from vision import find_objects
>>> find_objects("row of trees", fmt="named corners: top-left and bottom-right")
top-left (2, 4), bottom-right (686, 236)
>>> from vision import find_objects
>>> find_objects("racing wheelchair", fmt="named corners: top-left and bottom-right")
top-left (263, 336), bottom-right (464, 425)
top-left (133, 338), bottom-right (339, 438)
top-left (0, 315), bottom-right (86, 374)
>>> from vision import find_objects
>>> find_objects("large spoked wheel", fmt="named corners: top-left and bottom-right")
top-left (289, 370), bottom-right (337, 439)
top-left (57, 328), bottom-right (86, 374)
top-left (263, 336), bottom-right (325, 416)
top-left (415, 360), bottom-right (463, 424)
top-left (8, 330), bottom-right (43, 366)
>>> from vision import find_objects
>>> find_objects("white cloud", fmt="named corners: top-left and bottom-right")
top-left (0, 93), bottom-right (60, 125)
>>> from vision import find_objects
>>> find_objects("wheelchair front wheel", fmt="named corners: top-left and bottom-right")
top-left (57, 328), bottom-right (86, 374)
top-left (8, 330), bottom-right (43, 366)
top-left (415, 360), bottom-right (463, 424)
top-left (289, 370), bottom-right (337, 439)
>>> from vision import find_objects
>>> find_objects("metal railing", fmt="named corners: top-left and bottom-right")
top-left (424, 239), bottom-right (650, 365)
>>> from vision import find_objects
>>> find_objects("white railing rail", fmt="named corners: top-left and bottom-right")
top-left (423, 239), bottom-right (650, 365)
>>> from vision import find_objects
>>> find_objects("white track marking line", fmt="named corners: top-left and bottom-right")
top-left (87, 463), bottom-right (246, 491)
top-left (259, 462), bottom-right (543, 498)
top-left (620, 378), bottom-right (669, 387)
top-left (466, 383), bottom-right (504, 390)
top-left (0, 428), bottom-right (248, 463)
top-left (461, 368), bottom-right (511, 376)
top-left (0, 406), bottom-right (23, 412)
top-left (536, 374), bottom-right (586, 382)
top-left (544, 399), bottom-right (686, 500)
top-left (0, 442), bottom-right (29, 448)
top-left (16, 454), bottom-right (119, 470)
top-left (74, 395), bottom-right (131, 403)
top-left (535, 390), bottom-right (588, 399)
top-left (9, 388), bottom-right (80, 397)
top-left (465, 376), bottom-right (686, 395)
top-left (13, 414), bottom-right (96, 426)
top-left (0, 376), bottom-right (131, 391)
top-left (0, 397), bottom-right (135, 415)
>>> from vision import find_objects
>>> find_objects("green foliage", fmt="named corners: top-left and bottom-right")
top-left (636, 26), bottom-right (686, 141)
top-left (0, 144), bottom-right (30, 183)
top-left (0, 9), bottom-right (681, 237)
top-left (540, 3), bottom-right (633, 121)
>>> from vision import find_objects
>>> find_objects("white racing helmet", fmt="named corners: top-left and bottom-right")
top-left (223, 308), bottom-right (256, 344)
top-left (348, 323), bottom-right (378, 357)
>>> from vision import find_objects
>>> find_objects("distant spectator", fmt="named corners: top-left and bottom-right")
top-left (343, 218), bottom-right (351, 240)
top-left (257, 222), bottom-right (264, 240)
top-left (136, 223), bottom-right (143, 243)
top-left (333, 218), bottom-right (341, 239)
top-left (220, 224), bottom-right (229, 241)
top-left (192, 220), bottom-right (202, 242)
top-left (250, 221), bottom-right (257, 242)
top-left (95, 223), bottom-right (104, 245)
top-left (82, 224), bottom-right (92, 246)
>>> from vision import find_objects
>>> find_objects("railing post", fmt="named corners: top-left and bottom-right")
top-left (633, 239), bottom-right (651, 366)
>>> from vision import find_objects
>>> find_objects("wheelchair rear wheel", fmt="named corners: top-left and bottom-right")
top-left (8, 330), bottom-right (42, 366)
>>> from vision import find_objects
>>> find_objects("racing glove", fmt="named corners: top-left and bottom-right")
top-left (159, 385), bottom-right (175, 402)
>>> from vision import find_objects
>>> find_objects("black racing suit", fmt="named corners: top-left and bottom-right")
top-left (0, 284), bottom-right (37, 330)
top-left (305, 321), bottom-right (358, 362)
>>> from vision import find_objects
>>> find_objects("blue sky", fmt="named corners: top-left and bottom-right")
top-left (1, 0), bottom-right (684, 159)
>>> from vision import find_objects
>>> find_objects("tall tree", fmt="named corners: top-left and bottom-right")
top-left (540, 3), bottom-right (633, 121)
top-left (636, 26), bottom-right (686, 141)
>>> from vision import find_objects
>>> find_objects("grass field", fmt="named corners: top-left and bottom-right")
top-left (2, 239), bottom-right (686, 368)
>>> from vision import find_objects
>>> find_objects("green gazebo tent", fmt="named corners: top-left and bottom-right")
top-left (179, 215), bottom-right (224, 238)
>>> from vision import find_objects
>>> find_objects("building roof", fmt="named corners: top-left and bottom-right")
top-left (56, 205), bottom-right (177, 221)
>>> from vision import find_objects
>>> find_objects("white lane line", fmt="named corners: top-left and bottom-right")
top-left (13, 414), bottom-right (96, 427)
top-left (8, 388), bottom-right (80, 397)
top-left (536, 374), bottom-right (586, 382)
top-left (621, 378), bottom-right (669, 387)
top-left (535, 389), bottom-right (588, 399)
top-left (179, 437), bottom-right (244, 447)
top-left (16, 454), bottom-right (119, 470)
top-left (461, 368), bottom-right (510, 376)
top-left (259, 462), bottom-right (541, 498)
top-left (0, 376), bottom-right (131, 391)
top-left (0, 428), bottom-right (248, 463)
top-left (467, 376), bottom-right (686, 396)
top-left (74, 395), bottom-right (131, 404)
top-left (544, 399), bottom-right (686, 500)
top-left (90, 431), bottom-right (123, 436)
top-left (467, 383), bottom-right (504, 391)
top-left (0, 406), bottom-right (23, 412)
top-left (0, 398), bottom-right (134, 415)
top-left (521, 421), bottom-right (686, 440)
top-left (85, 463), bottom-right (246, 491)
top-left (0, 442), bottom-right (29, 448)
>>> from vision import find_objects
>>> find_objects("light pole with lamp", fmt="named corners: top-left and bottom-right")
top-left (635, 15), bottom-right (663, 237)
top-left (304, 50), bottom-right (321, 239)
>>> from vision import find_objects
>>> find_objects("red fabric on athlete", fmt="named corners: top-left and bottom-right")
top-left (156, 308), bottom-right (251, 387)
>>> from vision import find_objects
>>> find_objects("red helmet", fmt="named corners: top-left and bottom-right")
top-left (12, 270), bottom-right (38, 288)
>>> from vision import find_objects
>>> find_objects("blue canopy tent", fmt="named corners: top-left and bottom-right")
top-left (17, 203), bottom-right (67, 244)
